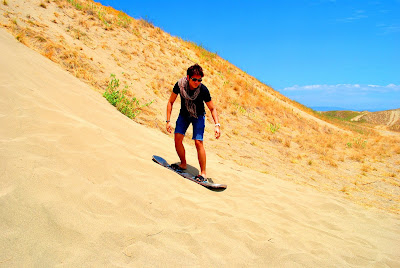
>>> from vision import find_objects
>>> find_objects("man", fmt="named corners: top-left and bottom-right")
top-left (166, 64), bottom-right (220, 182)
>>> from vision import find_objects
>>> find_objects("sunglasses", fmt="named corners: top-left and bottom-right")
top-left (190, 78), bottom-right (202, 82)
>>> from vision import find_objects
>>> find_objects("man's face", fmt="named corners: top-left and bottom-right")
top-left (187, 75), bottom-right (202, 90)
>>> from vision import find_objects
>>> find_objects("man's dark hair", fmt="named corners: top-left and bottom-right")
top-left (187, 64), bottom-right (204, 78)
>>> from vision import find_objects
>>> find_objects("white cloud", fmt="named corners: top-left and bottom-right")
top-left (387, 83), bottom-right (400, 89)
top-left (338, 10), bottom-right (368, 22)
top-left (377, 23), bottom-right (400, 34)
top-left (278, 83), bottom-right (400, 111)
top-left (280, 84), bottom-right (400, 93)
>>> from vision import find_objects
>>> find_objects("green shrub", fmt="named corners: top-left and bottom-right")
top-left (269, 123), bottom-right (281, 134)
top-left (103, 74), bottom-right (153, 119)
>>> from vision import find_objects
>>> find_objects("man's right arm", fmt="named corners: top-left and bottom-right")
top-left (166, 92), bottom-right (178, 133)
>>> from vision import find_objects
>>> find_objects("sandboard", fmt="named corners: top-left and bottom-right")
top-left (152, 155), bottom-right (227, 190)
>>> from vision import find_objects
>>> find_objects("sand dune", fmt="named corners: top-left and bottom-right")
top-left (1, 28), bottom-right (400, 267)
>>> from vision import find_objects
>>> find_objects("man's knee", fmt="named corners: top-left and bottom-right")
top-left (175, 133), bottom-right (184, 143)
top-left (194, 139), bottom-right (203, 148)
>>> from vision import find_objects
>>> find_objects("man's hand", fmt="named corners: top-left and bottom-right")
top-left (215, 125), bottom-right (221, 139)
top-left (166, 121), bottom-right (173, 133)
top-left (206, 100), bottom-right (220, 139)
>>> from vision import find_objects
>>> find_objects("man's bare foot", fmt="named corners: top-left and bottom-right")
top-left (179, 164), bottom-right (187, 170)
top-left (194, 174), bottom-right (207, 182)
top-left (171, 163), bottom-right (186, 171)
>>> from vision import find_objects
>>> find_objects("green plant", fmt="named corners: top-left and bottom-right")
top-left (354, 137), bottom-right (367, 148)
top-left (346, 137), bottom-right (367, 149)
top-left (103, 74), bottom-right (153, 119)
top-left (67, 0), bottom-right (82, 10)
top-left (190, 42), bottom-right (217, 62)
top-left (269, 123), bottom-right (281, 134)
top-left (117, 12), bottom-right (131, 28)
top-left (231, 101), bottom-right (251, 117)
top-left (97, 10), bottom-right (111, 28)
top-left (140, 17), bottom-right (154, 28)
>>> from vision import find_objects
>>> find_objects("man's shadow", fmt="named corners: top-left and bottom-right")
top-left (182, 163), bottom-right (199, 177)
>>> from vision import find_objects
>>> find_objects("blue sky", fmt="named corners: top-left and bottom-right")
top-left (97, 0), bottom-right (400, 111)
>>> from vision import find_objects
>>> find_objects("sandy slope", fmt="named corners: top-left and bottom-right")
top-left (1, 29), bottom-right (400, 267)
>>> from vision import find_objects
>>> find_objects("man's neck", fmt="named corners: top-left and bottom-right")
top-left (189, 84), bottom-right (199, 90)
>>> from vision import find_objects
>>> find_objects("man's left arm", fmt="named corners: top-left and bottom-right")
top-left (206, 100), bottom-right (221, 139)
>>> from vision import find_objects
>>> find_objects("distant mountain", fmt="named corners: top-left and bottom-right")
top-left (352, 109), bottom-right (400, 131)
top-left (320, 108), bottom-right (400, 132)
top-left (313, 106), bottom-right (398, 112)
top-left (311, 106), bottom-right (350, 112)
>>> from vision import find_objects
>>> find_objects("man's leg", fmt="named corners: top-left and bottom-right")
top-left (174, 133), bottom-right (187, 169)
top-left (192, 116), bottom-right (206, 178)
top-left (194, 139), bottom-right (206, 177)
top-left (174, 115), bottom-right (190, 169)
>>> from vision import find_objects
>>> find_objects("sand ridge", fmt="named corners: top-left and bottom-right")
top-left (1, 28), bottom-right (400, 267)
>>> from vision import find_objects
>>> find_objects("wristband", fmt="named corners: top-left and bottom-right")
top-left (166, 120), bottom-right (170, 123)
top-left (215, 123), bottom-right (221, 127)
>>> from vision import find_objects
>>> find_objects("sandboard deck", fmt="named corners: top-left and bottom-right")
top-left (152, 155), bottom-right (227, 190)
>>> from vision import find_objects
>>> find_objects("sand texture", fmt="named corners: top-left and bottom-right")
top-left (1, 29), bottom-right (400, 267)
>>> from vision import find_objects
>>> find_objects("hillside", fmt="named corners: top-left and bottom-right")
top-left (1, 0), bottom-right (399, 214)
top-left (353, 109), bottom-right (400, 132)
top-left (322, 110), bottom-right (364, 121)
top-left (322, 109), bottom-right (400, 133)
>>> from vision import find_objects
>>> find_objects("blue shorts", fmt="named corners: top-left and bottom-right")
top-left (175, 114), bottom-right (205, 141)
